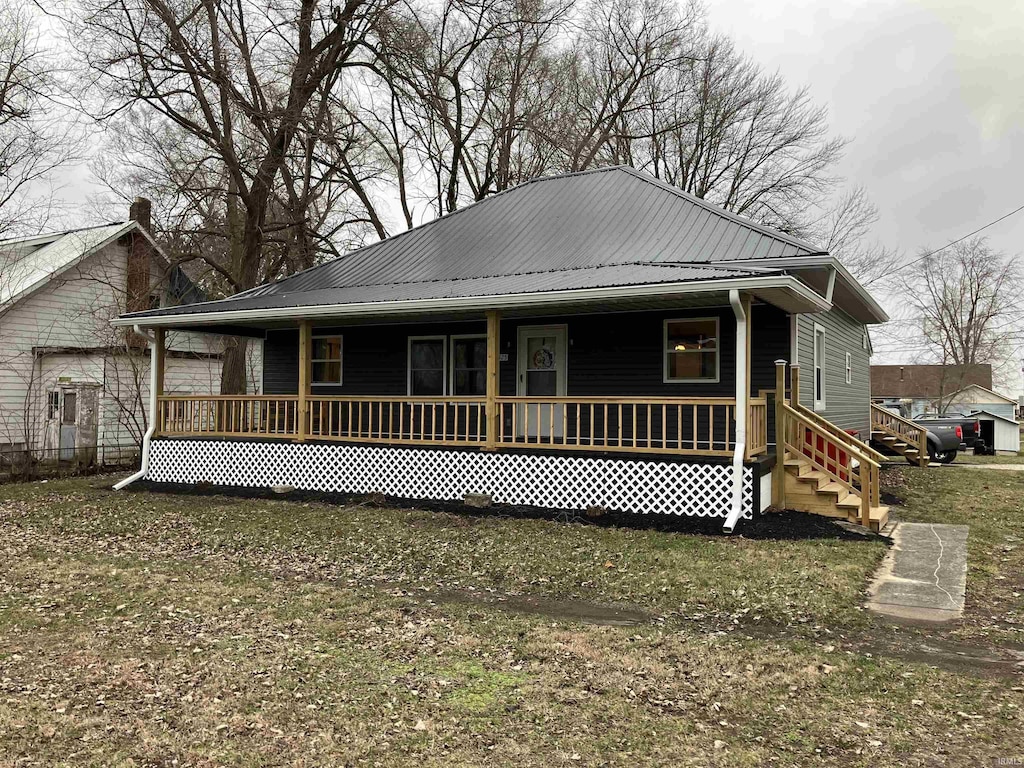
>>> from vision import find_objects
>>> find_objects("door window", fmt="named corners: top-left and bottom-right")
top-left (525, 335), bottom-right (558, 396)
top-left (62, 392), bottom-right (77, 425)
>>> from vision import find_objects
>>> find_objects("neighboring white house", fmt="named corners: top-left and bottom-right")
top-left (943, 384), bottom-right (1019, 421)
top-left (0, 199), bottom-right (260, 465)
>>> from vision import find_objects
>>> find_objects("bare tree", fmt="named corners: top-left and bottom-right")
top-left (0, 2), bottom-right (82, 236)
top-left (895, 238), bottom-right (1022, 407)
top-left (72, 0), bottom-right (388, 392)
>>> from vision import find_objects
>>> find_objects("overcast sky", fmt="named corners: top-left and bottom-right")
top-left (706, 0), bottom-right (1024, 389)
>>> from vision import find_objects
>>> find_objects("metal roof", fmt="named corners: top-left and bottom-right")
top-left (118, 166), bottom-right (834, 324)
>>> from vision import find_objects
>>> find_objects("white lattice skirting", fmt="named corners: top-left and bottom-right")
top-left (147, 439), bottom-right (755, 519)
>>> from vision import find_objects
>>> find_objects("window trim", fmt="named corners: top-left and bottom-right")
top-left (813, 322), bottom-right (826, 410)
top-left (449, 333), bottom-right (487, 397)
top-left (845, 351), bottom-right (852, 385)
top-left (663, 316), bottom-right (721, 384)
top-left (407, 335), bottom-right (448, 396)
top-left (311, 334), bottom-right (344, 385)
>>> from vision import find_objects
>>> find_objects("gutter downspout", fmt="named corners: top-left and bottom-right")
top-left (723, 289), bottom-right (748, 533)
top-left (113, 324), bottom-right (157, 490)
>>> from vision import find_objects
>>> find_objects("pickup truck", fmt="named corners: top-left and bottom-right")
top-left (912, 412), bottom-right (985, 462)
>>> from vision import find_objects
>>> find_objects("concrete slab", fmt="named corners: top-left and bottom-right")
top-left (938, 464), bottom-right (1024, 471)
top-left (867, 523), bottom-right (969, 622)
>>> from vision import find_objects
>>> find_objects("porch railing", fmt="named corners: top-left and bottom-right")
top-left (746, 397), bottom-right (768, 458)
top-left (158, 395), bottom-right (300, 437)
top-left (779, 401), bottom-right (880, 526)
top-left (870, 403), bottom-right (929, 467)
top-left (155, 394), bottom-right (772, 459)
top-left (307, 396), bottom-right (487, 446)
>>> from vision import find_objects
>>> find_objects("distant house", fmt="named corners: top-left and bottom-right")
top-left (109, 166), bottom-right (895, 531)
top-left (871, 364), bottom-right (993, 417)
top-left (0, 199), bottom-right (250, 465)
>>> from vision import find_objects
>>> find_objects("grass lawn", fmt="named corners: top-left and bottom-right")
top-left (1, 474), bottom-right (1021, 766)
top-left (952, 451), bottom-right (1024, 465)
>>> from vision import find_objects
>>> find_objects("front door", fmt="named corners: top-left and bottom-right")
top-left (517, 325), bottom-right (567, 438)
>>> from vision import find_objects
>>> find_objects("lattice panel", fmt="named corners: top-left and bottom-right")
top-left (147, 439), bottom-right (753, 519)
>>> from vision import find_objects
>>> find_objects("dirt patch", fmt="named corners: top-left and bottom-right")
top-left (130, 480), bottom-right (882, 542)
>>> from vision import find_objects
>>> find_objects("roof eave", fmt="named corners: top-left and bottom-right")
top-left (111, 274), bottom-right (832, 328)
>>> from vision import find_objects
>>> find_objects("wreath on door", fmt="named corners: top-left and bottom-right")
top-left (532, 347), bottom-right (554, 369)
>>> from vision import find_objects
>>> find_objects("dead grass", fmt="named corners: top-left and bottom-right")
top-left (0, 475), bottom-right (1021, 766)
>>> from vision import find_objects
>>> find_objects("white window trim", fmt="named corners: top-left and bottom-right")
top-left (407, 335), bottom-right (448, 395)
top-left (845, 351), bottom-right (852, 385)
top-left (663, 316), bottom-right (721, 384)
top-left (813, 323), bottom-right (826, 410)
top-left (449, 333), bottom-right (487, 397)
top-left (311, 334), bottom-right (343, 385)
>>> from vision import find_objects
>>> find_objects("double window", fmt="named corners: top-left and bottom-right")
top-left (664, 317), bottom-right (719, 383)
top-left (408, 335), bottom-right (487, 396)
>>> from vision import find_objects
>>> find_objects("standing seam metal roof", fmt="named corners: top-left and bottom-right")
top-left (121, 166), bottom-right (823, 320)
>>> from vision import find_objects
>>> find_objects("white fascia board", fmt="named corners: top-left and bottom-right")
top-left (719, 254), bottom-right (889, 323)
top-left (111, 274), bottom-right (833, 328)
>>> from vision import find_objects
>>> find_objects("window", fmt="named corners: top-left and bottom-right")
top-left (813, 323), bottom-right (826, 410)
top-left (664, 318), bottom-right (719, 382)
top-left (408, 336), bottom-right (447, 395)
top-left (47, 391), bottom-right (60, 420)
top-left (312, 335), bottom-right (343, 384)
top-left (845, 352), bottom-right (852, 385)
top-left (451, 336), bottom-right (487, 396)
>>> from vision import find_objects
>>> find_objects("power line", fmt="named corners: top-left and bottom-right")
top-left (863, 200), bottom-right (1024, 287)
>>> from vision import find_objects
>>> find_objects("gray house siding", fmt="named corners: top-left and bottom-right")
top-left (796, 308), bottom-right (871, 436)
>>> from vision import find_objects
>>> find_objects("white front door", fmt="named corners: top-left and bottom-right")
top-left (517, 325), bottom-right (567, 438)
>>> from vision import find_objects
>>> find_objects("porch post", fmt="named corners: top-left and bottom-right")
top-left (297, 320), bottom-right (312, 441)
top-left (153, 327), bottom-right (165, 436)
top-left (772, 359), bottom-right (787, 508)
top-left (484, 310), bottom-right (501, 450)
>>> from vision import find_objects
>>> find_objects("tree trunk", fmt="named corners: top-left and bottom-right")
top-left (220, 337), bottom-right (250, 394)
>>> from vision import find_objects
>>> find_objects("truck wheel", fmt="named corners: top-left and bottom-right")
top-left (938, 450), bottom-right (958, 464)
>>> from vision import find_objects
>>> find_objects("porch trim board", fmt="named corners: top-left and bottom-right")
top-left (145, 438), bottom-right (762, 519)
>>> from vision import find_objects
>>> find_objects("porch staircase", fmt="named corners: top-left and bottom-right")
top-left (783, 451), bottom-right (889, 531)
top-left (870, 432), bottom-right (930, 466)
top-left (870, 404), bottom-right (930, 467)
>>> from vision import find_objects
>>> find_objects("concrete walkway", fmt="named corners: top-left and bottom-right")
top-left (868, 523), bottom-right (969, 622)
top-left (938, 463), bottom-right (1024, 471)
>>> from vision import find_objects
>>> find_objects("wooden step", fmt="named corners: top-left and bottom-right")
top-left (847, 505), bottom-right (889, 531)
top-left (816, 482), bottom-right (850, 502)
top-left (795, 470), bottom-right (830, 489)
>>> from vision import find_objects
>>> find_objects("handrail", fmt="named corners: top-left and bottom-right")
top-left (871, 402), bottom-right (923, 431)
top-left (780, 402), bottom-right (880, 524)
top-left (871, 403), bottom-right (928, 467)
top-left (795, 401), bottom-right (888, 464)
top-left (781, 403), bottom-right (879, 468)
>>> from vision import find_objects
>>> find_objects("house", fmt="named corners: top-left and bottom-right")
top-left (0, 199), bottom-right (237, 466)
top-left (110, 166), bottom-right (894, 531)
top-left (871, 364), bottom-right (993, 418)
top-left (940, 383), bottom-right (1018, 421)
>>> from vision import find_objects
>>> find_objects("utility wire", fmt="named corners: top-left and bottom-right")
top-left (864, 200), bottom-right (1024, 287)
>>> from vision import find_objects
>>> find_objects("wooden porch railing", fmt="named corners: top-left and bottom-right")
top-left (158, 395), bottom-right (300, 437)
top-left (307, 396), bottom-right (487, 446)
top-left (779, 402), bottom-right (880, 526)
top-left (795, 400), bottom-right (888, 466)
top-left (155, 394), bottom-right (772, 459)
top-left (746, 397), bottom-right (768, 459)
top-left (495, 397), bottom-right (738, 455)
top-left (871, 403), bottom-right (929, 467)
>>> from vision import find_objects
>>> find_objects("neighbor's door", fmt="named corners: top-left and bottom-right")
top-left (59, 390), bottom-right (77, 461)
top-left (516, 325), bottom-right (567, 439)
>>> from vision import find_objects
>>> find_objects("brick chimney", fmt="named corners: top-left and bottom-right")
top-left (126, 196), bottom-right (153, 314)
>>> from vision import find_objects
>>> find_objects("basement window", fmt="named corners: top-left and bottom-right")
top-left (664, 318), bottom-right (719, 383)
top-left (311, 335), bottom-right (343, 384)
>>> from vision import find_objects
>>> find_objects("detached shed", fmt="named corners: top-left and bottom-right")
top-left (969, 410), bottom-right (1021, 455)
